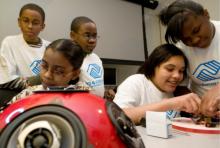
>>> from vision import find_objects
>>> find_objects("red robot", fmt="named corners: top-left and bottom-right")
top-left (0, 89), bottom-right (145, 148)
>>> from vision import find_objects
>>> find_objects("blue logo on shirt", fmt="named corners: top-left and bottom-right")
top-left (166, 110), bottom-right (177, 119)
top-left (30, 60), bottom-right (41, 75)
top-left (87, 64), bottom-right (102, 79)
top-left (193, 60), bottom-right (220, 82)
top-left (86, 64), bottom-right (103, 88)
top-left (86, 79), bottom-right (103, 87)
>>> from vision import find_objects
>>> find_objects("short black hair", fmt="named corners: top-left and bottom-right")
top-left (46, 39), bottom-right (84, 70)
top-left (137, 44), bottom-right (188, 80)
top-left (19, 3), bottom-right (45, 22)
top-left (159, 0), bottom-right (204, 43)
top-left (70, 16), bottom-right (95, 32)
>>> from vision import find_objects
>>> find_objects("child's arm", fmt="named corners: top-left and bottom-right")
top-left (5, 85), bottom-right (43, 109)
top-left (0, 77), bottom-right (28, 90)
top-left (123, 93), bottom-right (201, 124)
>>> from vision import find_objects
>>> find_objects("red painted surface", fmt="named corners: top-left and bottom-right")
top-left (0, 92), bottom-right (126, 148)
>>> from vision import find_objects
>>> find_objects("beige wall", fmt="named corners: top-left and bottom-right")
top-left (195, 0), bottom-right (220, 20)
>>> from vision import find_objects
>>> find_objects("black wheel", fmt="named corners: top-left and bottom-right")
top-left (0, 105), bottom-right (87, 148)
top-left (106, 101), bottom-right (145, 148)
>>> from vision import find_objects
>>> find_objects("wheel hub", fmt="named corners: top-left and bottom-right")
top-left (17, 121), bottom-right (60, 148)
top-left (25, 128), bottom-right (53, 148)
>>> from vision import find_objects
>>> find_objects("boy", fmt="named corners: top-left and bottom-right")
top-left (0, 3), bottom-right (49, 100)
top-left (0, 3), bottom-right (50, 83)
top-left (70, 16), bottom-right (104, 97)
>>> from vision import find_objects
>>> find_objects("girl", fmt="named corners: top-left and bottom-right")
top-left (113, 44), bottom-right (201, 124)
top-left (8, 39), bottom-right (85, 104)
top-left (159, 0), bottom-right (220, 117)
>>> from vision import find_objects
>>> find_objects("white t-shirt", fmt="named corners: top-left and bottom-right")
top-left (179, 21), bottom-right (220, 96)
top-left (78, 52), bottom-right (104, 97)
top-left (0, 34), bottom-right (50, 82)
top-left (114, 74), bottom-right (173, 108)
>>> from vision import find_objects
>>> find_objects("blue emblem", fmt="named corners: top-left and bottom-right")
top-left (193, 60), bottom-right (220, 81)
top-left (166, 110), bottom-right (177, 119)
top-left (30, 60), bottom-right (41, 75)
top-left (87, 64), bottom-right (102, 79)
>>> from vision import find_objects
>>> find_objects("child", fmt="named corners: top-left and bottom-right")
top-left (159, 0), bottom-right (220, 117)
top-left (70, 16), bottom-right (104, 97)
top-left (113, 44), bottom-right (201, 124)
top-left (0, 3), bottom-right (50, 85)
top-left (6, 39), bottom-right (85, 107)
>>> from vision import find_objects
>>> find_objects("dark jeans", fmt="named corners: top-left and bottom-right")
top-left (0, 88), bottom-right (21, 108)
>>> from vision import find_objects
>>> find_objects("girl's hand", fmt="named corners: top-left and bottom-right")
top-left (172, 93), bottom-right (201, 113)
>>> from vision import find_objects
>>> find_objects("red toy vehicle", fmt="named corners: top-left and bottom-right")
top-left (0, 89), bottom-right (145, 148)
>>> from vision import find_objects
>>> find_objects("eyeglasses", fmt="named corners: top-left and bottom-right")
top-left (78, 33), bottom-right (100, 40)
top-left (40, 61), bottom-right (73, 77)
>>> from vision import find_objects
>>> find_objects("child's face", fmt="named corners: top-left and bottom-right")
top-left (18, 9), bottom-right (45, 43)
top-left (151, 56), bottom-right (185, 93)
top-left (71, 22), bottom-right (97, 54)
top-left (40, 48), bottom-right (79, 89)
top-left (180, 13), bottom-right (214, 48)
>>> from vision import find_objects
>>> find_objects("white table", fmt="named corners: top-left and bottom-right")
top-left (136, 126), bottom-right (220, 148)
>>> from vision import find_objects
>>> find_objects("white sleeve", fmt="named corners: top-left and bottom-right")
top-left (88, 55), bottom-right (105, 97)
top-left (1, 37), bottom-right (18, 80)
top-left (97, 58), bottom-right (105, 97)
top-left (113, 75), bottom-right (141, 108)
top-left (90, 71), bottom-right (105, 98)
top-left (0, 55), bottom-right (11, 84)
top-left (97, 65), bottom-right (105, 97)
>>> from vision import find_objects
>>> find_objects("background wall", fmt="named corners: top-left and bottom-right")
top-left (0, 0), bottom-right (145, 62)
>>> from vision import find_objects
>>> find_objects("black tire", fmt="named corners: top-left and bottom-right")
top-left (0, 105), bottom-right (87, 148)
top-left (106, 101), bottom-right (145, 148)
